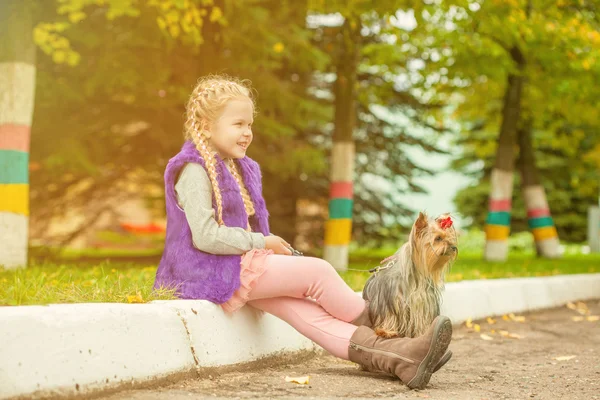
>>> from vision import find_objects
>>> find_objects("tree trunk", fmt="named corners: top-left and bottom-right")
top-left (484, 59), bottom-right (524, 261)
top-left (484, 1), bottom-right (534, 261)
top-left (323, 16), bottom-right (360, 271)
top-left (517, 121), bottom-right (560, 258)
top-left (0, 1), bottom-right (36, 269)
top-left (197, 0), bottom-right (224, 75)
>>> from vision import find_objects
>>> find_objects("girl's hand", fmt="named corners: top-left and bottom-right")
top-left (265, 235), bottom-right (293, 255)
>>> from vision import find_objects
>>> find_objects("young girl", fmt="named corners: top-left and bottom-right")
top-left (153, 75), bottom-right (452, 389)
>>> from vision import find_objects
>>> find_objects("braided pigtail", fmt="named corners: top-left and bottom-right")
top-left (227, 159), bottom-right (255, 231)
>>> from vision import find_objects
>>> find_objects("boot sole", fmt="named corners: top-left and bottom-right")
top-left (433, 350), bottom-right (452, 373)
top-left (407, 316), bottom-right (452, 390)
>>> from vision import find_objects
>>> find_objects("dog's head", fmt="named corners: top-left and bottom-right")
top-left (409, 212), bottom-right (458, 284)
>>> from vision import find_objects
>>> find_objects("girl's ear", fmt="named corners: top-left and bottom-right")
top-left (200, 121), bottom-right (212, 139)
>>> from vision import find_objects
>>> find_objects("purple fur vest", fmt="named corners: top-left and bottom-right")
top-left (153, 141), bottom-right (270, 303)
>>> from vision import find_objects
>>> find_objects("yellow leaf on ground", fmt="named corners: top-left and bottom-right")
top-left (509, 313), bottom-right (526, 322)
top-left (502, 314), bottom-right (510, 321)
top-left (465, 318), bottom-right (473, 328)
top-left (553, 355), bottom-right (576, 361)
top-left (285, 376), bottom-right (310, 385)
top-left (572, 316), bottom-right (585, 322)
top-left (566, 302), bottom-right (577, 310)
top-left (507, 333), bottom-right (524, 339)
top-left (587, 315), bottom-right (599, 322)
top-left (480, 334), bottom-right (494, 341)
top-left (499, 330), bottom-right (509, 337)
top-left (474, 324), bottom-right (481, 332)
top-left (486, 317), bottom-right (496, 325)
top-left (127, 293), bottom-right (144, 303)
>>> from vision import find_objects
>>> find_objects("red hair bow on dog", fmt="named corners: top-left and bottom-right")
top-left (439, 216), bottom-right (453, 229)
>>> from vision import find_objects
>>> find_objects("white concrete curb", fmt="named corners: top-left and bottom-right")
top-left (440, 273), bottom-right (600, 324)
top-left (1, 273), bottom-right (599, 399)
top-left (0, 301), bottom-right (316, 399)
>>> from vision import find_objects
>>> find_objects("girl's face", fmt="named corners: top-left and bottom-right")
top-left (208, 97), bottom-right (254, 159)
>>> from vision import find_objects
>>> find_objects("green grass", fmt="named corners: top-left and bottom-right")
top-left (0, 262), bottom-right (176, 306)
top-left (30, 246), bottom-right (163, 260)
top-left (340, 252), bottom-right (600, 291)
top-left (2, 240), bottom-right (600, 306)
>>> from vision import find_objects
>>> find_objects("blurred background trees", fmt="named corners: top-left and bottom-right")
top-left (2, 0), bottom-right (598, 265)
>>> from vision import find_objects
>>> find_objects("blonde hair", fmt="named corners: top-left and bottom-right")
top-left (184, 75), bottom-right (256, 229)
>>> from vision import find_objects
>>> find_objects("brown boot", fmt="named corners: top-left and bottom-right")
top-left (350, 302), bottom-right (452, 373)
top-left (348, 315), bottom-right (452, 389)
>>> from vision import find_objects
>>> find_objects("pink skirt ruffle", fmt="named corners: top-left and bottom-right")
top-left (221, 248), bottom-right (273, 313)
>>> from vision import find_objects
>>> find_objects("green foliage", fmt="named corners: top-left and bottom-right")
top-left (28, 1), bottom-right (600, 248)
top-left (34, 0), bottom-right (221, 65)
top-left (304, 6), bottom-right (451, 245)
top-left (452, 123), bottom-right (600, 242)
top-left (30, 0), bottom-right (334, 244)
top-left (405, 0), bottom-right (600, 242)
top-left (30, 1), bottom-right (452, 247)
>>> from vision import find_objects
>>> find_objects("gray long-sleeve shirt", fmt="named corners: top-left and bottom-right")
top-left (175, 163), bottom-right (266, 255)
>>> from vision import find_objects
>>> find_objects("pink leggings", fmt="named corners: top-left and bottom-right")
top-left (246, 255), bottom-right (365, 360)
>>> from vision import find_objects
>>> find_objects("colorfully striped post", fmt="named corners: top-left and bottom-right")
top-left (0, 1), bottom-right (36, 269)
top-left (524, 186), bottom-right (560, 258)
top-left (484, 169), bottom-right (513, 261)
top-left (323, 142), bottom-right (354, 271)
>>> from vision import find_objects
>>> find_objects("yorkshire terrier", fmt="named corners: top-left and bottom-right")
top-left (362, 212), bottom-right (458, 339)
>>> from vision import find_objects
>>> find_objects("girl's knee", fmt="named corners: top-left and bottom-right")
top-left (306, 257), bottom-right (337, 276)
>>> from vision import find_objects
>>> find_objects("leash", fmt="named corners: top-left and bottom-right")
top-left (346, 258), bottom-right (397, 273)
top-left (288, 246), bottom-right (396, 274)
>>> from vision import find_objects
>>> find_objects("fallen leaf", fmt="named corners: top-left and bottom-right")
top-left (566, 302), bottom-right (577, 310)
top-left (126, 293), bottom-right (144, 303)
top-left (509, 313), bottom-right (526, 322)
top-left (576, 301), bottom-right (588, 309)
top-left (486, 317), bottom-right (496, 325)
top-left (507, 333), bottom-right (524, 339)
top-left (490, 329), bottom-right (496, 334)
top-left (285, 376), bottom-right (310, 385)
top-left (502, 314), bottom-right (510, 321)
top-left (499, 330), bottom-right (509, 337)
top-left (572, 316), bottom-right (584, 322)
top-left (586, 315), bottom-right (599, 322)
top-left (474, 324), bottom-right (481, 332)
top-left (553, 355), bottom-right (576, 361)
top-left (480, 334), bottom-right (494, 341)
top-left (465, 318), bottom-right (473, 328)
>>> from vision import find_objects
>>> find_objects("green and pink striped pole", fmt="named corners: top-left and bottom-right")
top-left (0, 1), bottom-right (36, 268)
top-left (524, 186), bottom-right (560, 257)
top-left (484, 169), bottom-right (513, 261)
top-left (323, 142), bottom-right (354, 271)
